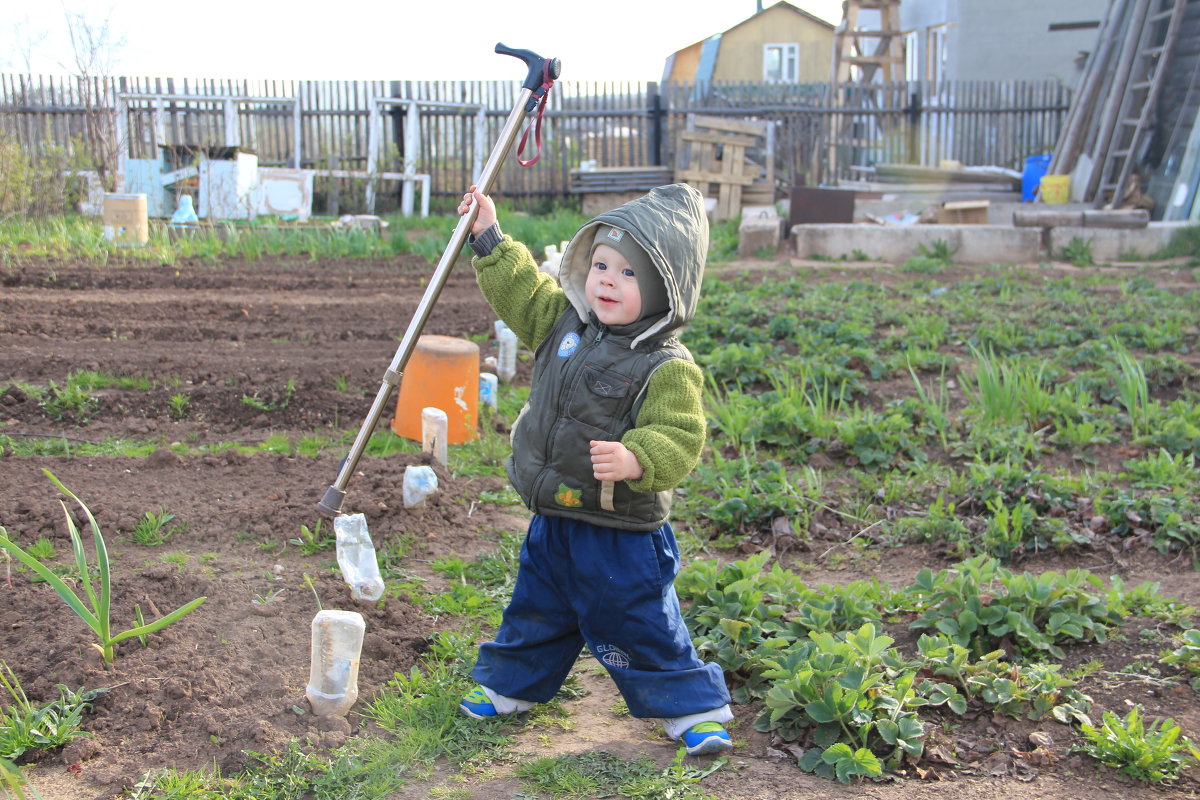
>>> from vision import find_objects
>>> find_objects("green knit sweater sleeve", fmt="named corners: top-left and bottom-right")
top-left (472, 235), bottom-right (569, 351)
top-left (621, 358), bottom-right (706, 493)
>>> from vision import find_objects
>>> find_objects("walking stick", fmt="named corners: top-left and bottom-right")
top-left (317, 44), bottom-right (560, 516)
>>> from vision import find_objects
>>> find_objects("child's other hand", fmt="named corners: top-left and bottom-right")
top-left (457, 185), bottom-right (497, 236)
top-left (589, 440), bottom-right (644, 482)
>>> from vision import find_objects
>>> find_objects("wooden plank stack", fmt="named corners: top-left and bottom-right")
top-left (674, 114), bottom-right (774, 221)
top-left (567, 166), bottom-right (674, 193)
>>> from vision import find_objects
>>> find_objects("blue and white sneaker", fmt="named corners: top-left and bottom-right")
top-left (458, 686), bottom-right (497, 719)
top-left (682, 721), bottom-right (733, 756)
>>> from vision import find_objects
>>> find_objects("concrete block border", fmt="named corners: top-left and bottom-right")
top-left (789, 224), bottom-right (1042, 265)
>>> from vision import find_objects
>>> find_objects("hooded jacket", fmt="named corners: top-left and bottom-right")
top-left (470, 184), bottom-right (708, 530)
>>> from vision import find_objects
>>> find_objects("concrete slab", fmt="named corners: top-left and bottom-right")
top-left (856, 196), bottom-right (1029, 224)
top-left (738, 205), bottom-right (781, 257)
top-left (1081, 209), bottom-right (1150, 229)
top-left (1048, 221), bottom-right (1191, 262)
top-left (790, 224), bottom-right (1043, 265)
top-left (1013, 210), bottom-right (1085, 228)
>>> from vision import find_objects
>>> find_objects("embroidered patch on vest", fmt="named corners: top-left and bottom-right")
top-left (557, 331), bottom-right (580, 358)
top-left (554, 483), bottom-right (582, 507)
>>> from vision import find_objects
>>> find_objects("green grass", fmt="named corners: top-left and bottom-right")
top-left (0, 204), bottom-right (592, 267)
top-left (127, 508), bottom-right (184, 546)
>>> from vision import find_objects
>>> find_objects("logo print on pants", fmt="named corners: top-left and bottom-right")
top-left (597, 644), bottom-right (630, 669)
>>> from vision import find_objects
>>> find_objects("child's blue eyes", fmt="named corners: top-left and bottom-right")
top-left (594, 262), bottom-right (636, 278)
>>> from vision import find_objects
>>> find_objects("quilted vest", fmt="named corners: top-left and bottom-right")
top-left (506, 309), bottom-right (692, 531)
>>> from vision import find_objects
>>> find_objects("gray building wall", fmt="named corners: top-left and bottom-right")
top-left (900, 0), bottom-right (1108, 87)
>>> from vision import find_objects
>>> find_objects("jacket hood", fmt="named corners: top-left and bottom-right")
top-left (559, 183), bottom-right (708, 347)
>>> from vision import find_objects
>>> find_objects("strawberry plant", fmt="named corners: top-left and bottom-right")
top-left (907, 556), bottom-right (1122, 659)
top-left (755, 624), bottom-right (927, 782)
top-left (1160, 629), bottom-right (1200, 689)
top-left (686, 455), bottom-right (812, 536)
top-left (915, 634), bottom-right (1091, 724)
top-left (1099, 487), bottom-right (1200, 553)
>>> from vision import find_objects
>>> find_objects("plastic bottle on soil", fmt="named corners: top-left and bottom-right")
top-left (305, 609), bottom-right (365, 716)
top-left (479, 372), bottom-right (498, 410)
top-left (497, 326), bottom-right (518, 383)
top-left (403, 464), bottom-right (439, 508)
top-left (333, 513), bottom-right (384, 602)
top-left (421, 406), bottom-right (449, 466)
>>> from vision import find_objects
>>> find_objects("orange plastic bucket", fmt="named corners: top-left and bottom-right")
top-left (391, 335), bottom-right (480, 443)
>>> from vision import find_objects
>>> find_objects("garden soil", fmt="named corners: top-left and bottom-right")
top-left (1, 254), bottom-right (1198, 800)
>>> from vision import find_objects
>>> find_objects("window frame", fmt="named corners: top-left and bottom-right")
top-left (763, 42), bottom-right (800, 83)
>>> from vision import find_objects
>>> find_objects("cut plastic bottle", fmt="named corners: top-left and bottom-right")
top-left (403, 465), bottom-right (439, 508)
top-left (498, 326), bottom-right (518, 383)
top-left (479, 372), bottom-right (498, 410)
top-left (333, 513), bottom-right (384, 602)
top-left (305, 609), bottom-right (365, 717)
top-left (421, 406), bottom-right (449, 466)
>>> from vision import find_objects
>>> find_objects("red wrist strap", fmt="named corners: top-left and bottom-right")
top-left (517, 62), bottom-right (556, 167)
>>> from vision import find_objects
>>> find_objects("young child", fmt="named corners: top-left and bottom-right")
top-left (453, 182), bottom-right (734, 756)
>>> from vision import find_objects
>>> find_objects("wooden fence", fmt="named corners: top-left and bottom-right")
top-left (0, 73), bottom-right (1071, 214)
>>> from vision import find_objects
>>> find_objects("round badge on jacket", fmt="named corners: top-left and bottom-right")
top-left (557, 331), bottom-right (580, 358)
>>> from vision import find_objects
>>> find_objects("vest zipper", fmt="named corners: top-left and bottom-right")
top-left (531, 322), bottom-right (606, 513)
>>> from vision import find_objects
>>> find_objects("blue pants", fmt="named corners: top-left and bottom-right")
top-left (472, 514), bottom-right (730, 719)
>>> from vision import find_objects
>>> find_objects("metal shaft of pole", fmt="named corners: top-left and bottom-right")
top-left (318, 87), bottom-right (535, 515)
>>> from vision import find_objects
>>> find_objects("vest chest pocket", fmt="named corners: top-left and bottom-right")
top-left (566, 363), bottom-right (637, 436)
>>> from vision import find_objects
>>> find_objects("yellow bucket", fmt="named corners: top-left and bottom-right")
top-left (1039, 175), bottom-right (1069, 204)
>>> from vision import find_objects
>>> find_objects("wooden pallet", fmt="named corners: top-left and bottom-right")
top-left (674, 115), bottom-right (773, 221)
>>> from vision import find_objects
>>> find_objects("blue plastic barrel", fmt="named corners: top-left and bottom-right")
top-left (1022, 155), bottom-right (1052, 202)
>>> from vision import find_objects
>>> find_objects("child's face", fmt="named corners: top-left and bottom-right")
top-left (585, 244), bottom-right (643, 326)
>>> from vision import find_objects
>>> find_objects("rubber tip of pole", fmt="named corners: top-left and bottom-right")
top-left (317, 486), bottom-right (346, 517)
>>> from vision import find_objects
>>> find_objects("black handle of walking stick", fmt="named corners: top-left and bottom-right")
top-left (495, 43), bottom-right (562, 90)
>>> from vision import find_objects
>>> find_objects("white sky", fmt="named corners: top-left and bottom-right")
top-left (2, 0), bottom-right (842, 83)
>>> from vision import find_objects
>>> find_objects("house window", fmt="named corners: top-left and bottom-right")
top-left (904, 31), bottom-right (919, 82)
top-left (763, 43), bottom-right (799, 82)
top-left (926, 24), bottom-right (950, 84)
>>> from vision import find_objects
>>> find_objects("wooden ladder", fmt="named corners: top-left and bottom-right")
top-left (828, 0), bottom-right (904, 180)
top-left (832, 0), bottom-right (904, 88)
top-left (1092, 0), bottom-right (1186, 208)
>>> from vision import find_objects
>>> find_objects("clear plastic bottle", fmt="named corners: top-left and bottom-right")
top-left (421, 406), bottom-right (449, 466)
top-left (497, 326), bottom-right (518, 383)
top-left (403, 465), bottom-right (439, 508)
top-left (479, 372), bottom-right (498, 410)
top-left (305, 609), bottom-right (366, 716)
top-left (333, 513), bottom-right (384, 602)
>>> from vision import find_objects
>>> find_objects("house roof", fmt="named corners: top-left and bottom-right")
top-left (673, 1), bottom-right (835, 54)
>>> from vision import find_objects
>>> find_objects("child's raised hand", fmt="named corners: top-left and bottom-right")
top-left (457, 185), bottom-right (497, 236)
top-left (589, 440), bottom-right (644, 482)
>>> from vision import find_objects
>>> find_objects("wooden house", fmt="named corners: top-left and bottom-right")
top-left (662, 1), bottom-right (835, 85)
